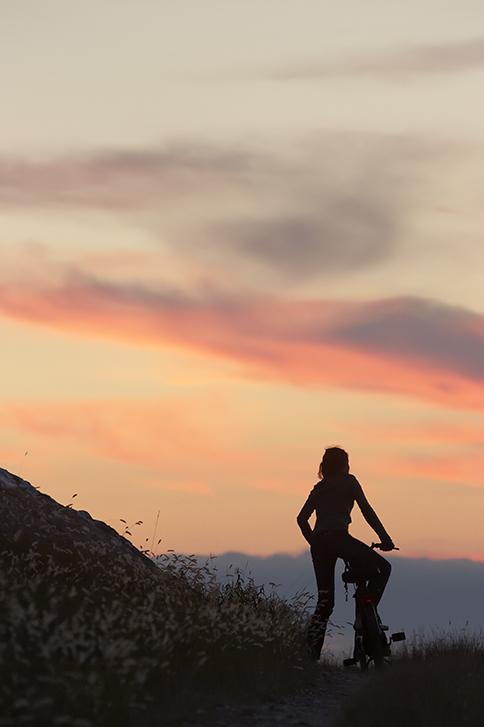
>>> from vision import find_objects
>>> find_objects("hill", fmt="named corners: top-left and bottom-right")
top-left (0, 467), bottom-right (315, 726)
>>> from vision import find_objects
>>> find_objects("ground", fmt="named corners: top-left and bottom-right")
top-left (181, 669), bottom-right (362, 727)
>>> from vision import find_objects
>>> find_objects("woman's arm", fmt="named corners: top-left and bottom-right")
top-left (354, 481), bottom-right (394, 548)
top-left (296, 495), bottom-right (316, 545)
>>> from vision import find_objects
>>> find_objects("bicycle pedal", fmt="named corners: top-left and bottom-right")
top-left (391, 632), bottom-right (406, 642)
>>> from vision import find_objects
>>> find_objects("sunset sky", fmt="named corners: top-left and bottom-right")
top-left (1, 1), bottom-right (483, 559)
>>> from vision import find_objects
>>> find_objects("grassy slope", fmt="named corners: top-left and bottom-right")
top-left (0, 549), bottom-right (317, 726)
top-left (337, 634), bottom-right (484, 727)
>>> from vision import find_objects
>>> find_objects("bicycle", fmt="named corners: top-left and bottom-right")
top-left (342, 543), bottom-right (405, 671)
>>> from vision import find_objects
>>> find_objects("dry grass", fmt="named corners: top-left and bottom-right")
top-left (336, 630), bottom-right (484, 727)
top-left (0, 547), bottom-right (318, 726)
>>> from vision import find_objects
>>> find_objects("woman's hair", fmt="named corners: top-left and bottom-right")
top-left (318, 447), bottom-right (349, 479)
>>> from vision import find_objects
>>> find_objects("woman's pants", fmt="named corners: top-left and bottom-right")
top-left (308, 530), bottom-right (391, 657)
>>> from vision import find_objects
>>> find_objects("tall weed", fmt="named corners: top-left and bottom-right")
top-left (0, 548), bottom-right (316, 726)
top-left (337, 631), bottom-right (484, 727)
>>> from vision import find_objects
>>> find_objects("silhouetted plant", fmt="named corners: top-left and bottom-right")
top-left (337, 631), bottom-right (484, 727)
top-left (0, 545), bottom-right (317, 726)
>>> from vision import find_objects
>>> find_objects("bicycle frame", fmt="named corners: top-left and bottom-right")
top-left (344, 575), bottom-right (386, 669)
top-left (342, 544), bottom-right (405, 670)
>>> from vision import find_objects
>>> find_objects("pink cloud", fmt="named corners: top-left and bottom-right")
top-left (0, 273), bottom-right (482, 410)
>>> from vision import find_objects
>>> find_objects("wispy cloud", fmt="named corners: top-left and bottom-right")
top-left (0, 399), bottom-right (302, 494)
top-left (4, 400), bottom-right (483, 497)
top-left (352, 420), bottom-right (484, 447)
top-left (371, 451), bottom-right (484, 490)
top-left (269, 37), bottom-right (484, 81)
top-left (327, 297), bottom-right (484, 380)
top-left (0, 135), bottom-right (438, 281)
top-left (0, 270), bottom-right (482, 409)
top-left (0, 400), bottom-right (236, 486)
top-left (0, 144), bottom-right (260, 210)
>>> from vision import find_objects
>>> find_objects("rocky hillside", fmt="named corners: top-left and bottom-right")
top-left (0, 466), bottom-right (157, 580)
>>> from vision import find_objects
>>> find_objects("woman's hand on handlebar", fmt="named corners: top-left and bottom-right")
top-left (372, 540), bottom-right (399, 551)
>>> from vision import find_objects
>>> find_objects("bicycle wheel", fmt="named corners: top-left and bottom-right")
top-left (362, 604), bottom-right (385, 669)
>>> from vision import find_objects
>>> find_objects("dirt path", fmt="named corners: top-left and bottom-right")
top-left (181, 669), bottom-right (363, 727)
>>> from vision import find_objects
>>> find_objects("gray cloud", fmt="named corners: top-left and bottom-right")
top-left (327, 297), bottom-right (484, 381)
top-left (270, 37), bottom-right (484, 81)
top-left (209, 189), bottom-right (399, 279)
top-left (196, 134), bottom-right (435, 280)
top-left (0, 144), bottom-right (265, 210)
top-left (210, 215), bottom-right (395, 279)
top-left (0, 135), bottom-right (443, 281)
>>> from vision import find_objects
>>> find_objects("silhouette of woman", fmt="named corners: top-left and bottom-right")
top-left (297, 447), bottom-right (395, 660)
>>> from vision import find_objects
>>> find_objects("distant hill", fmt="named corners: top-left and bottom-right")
top-left (200, 550), bottom-right (484, 655)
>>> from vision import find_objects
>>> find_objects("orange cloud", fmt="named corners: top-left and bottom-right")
top-left (4, 398), bottom-right (483, 559)
top-left (9, 399), bottom-right (481, 489)
top-left (345, 419), bottom-right (484, 487)
top-left (350, 421), bottom-right (483, 446)
top-left (0, 274), bottom-right (483, 410)
top-left (400, 454), bottom-right (484, 487)
top-left (1, 400), bottom-right (233, 471)
top-left (368, 451), bottom-right (484, 489)
top-left (0, 399), bottom-right (292, 491)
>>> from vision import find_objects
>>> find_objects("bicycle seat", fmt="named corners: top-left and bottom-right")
top-left (342, 567), bottom-right (376, 584)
